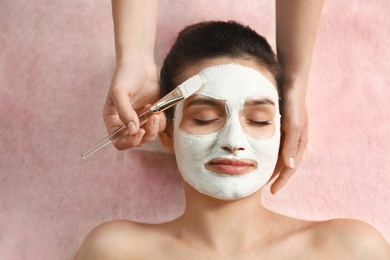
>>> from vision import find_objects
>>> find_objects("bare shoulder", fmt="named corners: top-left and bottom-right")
top-left (311, 219), bottom-right (390, 259)
top-left (74, 220), bottom-right (156, 259)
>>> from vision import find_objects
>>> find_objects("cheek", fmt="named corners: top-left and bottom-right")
top-left (174, 129), bottom-right (220, 165)
top-left (240, 120), bottom-right (276, 139)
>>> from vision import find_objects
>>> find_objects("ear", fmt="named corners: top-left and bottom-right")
top-left (158, 119), bottom-right (174, 152)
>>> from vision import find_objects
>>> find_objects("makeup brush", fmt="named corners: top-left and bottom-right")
top-left (81, 75), bottom-right (203, 159)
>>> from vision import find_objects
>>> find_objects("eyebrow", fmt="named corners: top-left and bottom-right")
top-left (185, 97), bottom-right (225, 108)
top-left (244, 98), bottom-right (275, 106)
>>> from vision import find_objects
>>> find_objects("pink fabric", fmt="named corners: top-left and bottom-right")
top-left (1, 0), bottom-right (389, 258)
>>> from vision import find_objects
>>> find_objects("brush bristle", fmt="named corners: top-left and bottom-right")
top-left (178, 75), bottom-right (203, 98)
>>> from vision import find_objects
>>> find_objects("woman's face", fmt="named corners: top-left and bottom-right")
top-left (170, 57), bottom-right (281, 200)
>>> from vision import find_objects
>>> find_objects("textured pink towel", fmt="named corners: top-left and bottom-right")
top-left (0, 0), bottom-right (389, 259)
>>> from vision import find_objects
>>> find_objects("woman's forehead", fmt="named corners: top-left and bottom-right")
top-left (191, 64), bottom-right (279, 104)
top-left (182, 57), bottom-right (277, 86)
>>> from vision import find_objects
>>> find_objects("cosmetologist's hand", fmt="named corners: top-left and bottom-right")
top-left (103, 60), bottom-right (166, 150)
top-left (271, 84), bottom-right (308, 194)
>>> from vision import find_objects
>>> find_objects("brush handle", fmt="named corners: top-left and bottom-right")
top-left (81, 109), bottom-right (154, 159)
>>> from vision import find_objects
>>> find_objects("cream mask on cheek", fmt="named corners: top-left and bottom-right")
top-left (173, 64), bottom-right (281, 200)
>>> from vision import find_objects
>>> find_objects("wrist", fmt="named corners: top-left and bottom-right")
top-left (115, 50), bottom-right (155, 67)
top-left (281, 78), bottom-right (308, 100)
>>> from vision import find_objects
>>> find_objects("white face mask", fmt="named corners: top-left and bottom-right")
top-left (173, 64), bottom-right (280, 200)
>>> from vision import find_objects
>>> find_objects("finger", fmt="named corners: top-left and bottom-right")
top-left (140, 112), bottom-right (168, 144)
top-left (114, 128), bottom-right (146, 150)
top-left (110, 110), bottom-right (168, 150)
top-left (103, 96), bottom-right (126, 134)
top-left (273, 155), bottom-right (284, 178)
top-left (111, 86), bottom-right (140, 135)
top-left (268, 155), bottom-right (284, 186)
top-left (157, 112), bottom-right (167, 132)
top-left (281, 126), bottom-right (301, 170)
top-left (269, 147), bottom-right (288, 194)
top-left (140, 115), bottom-right (160, 143)
top-left (271, 166), bottom-right (294, 194)
top-left (271, 125), bottom-right (308, 194)
top-left (104, 94), bottom-right (141, 150)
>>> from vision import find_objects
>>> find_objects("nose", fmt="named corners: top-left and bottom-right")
top-left (223, 146), bottom-right (244, 153)
top-left (218, 118), bottom-right (247, 153)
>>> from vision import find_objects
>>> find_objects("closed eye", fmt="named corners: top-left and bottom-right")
top-left (246, 120), bottom-right (271, 126)
top-left (193, 118), bottom-right (219, 125)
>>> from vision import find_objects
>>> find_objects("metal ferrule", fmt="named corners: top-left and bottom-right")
top-left (151, 87), bottom-right (184, 113)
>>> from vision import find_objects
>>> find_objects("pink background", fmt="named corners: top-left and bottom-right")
top-left (1, 0), bottom-right (389, 258)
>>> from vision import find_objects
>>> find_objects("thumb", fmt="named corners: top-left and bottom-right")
top-left (112, 89), bottom-right (140, 135)
top-left (281, 130), bottom-right (299, 169)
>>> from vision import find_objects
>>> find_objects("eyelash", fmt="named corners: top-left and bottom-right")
top-left (193, 119), bottom-right (218, 125)
top-left (247, 120), bottom-right (271, 126)
top-left (194, 119), bottom-right (270, 127)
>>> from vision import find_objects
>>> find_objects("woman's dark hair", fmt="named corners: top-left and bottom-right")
top-left (160, 20), bottom-right (282, 119)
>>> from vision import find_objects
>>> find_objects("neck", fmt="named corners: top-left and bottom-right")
top-left (176, 183), bottom-right (274, 253)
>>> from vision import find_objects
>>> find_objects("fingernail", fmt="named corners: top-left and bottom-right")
top-left (288, 157), bottom-right (295, 169)
top-left (127, 121), bottom-right (136, 135)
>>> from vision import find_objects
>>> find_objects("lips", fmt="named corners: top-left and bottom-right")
top-left (205, 158), bottom-right (257, 175)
